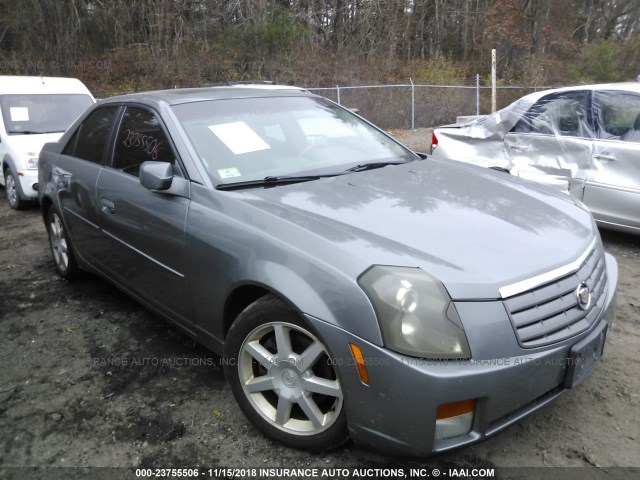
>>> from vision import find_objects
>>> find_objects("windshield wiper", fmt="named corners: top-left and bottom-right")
top-left (216, 174), bottom-right (327, 191)
top-left (346, 161), bottom-right (406, 172)
top-left (215, 163), bottom-right (407, 191)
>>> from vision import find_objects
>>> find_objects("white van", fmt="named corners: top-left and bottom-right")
top-left (0, 76), bottom-right (95, 209)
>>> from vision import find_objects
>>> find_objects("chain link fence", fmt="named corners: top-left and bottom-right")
top-left (307, 84), bottom-right (552, 130)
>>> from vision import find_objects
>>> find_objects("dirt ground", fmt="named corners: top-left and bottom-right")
top-left (1, 130), bottom-right (639, 479)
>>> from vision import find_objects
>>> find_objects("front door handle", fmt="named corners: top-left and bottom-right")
top-left (100, 198), bottom-right (115, 215)
top-left (593, 153), bottom-right (616, 161)
top-left (509, 144), bottom-right (526, 151)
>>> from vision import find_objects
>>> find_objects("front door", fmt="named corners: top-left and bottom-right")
top-left (95, 106), bottom-right (193, 325)
top-left (584, 90), bottom-right (640, 230)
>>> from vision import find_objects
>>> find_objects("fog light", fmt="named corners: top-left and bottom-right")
top-left (435, 399), bottom-right (475, 440)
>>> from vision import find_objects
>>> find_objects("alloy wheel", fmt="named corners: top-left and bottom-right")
top-left (5, 173), bottom-right (18, 207)
top-left (238, 321), bottom-right (343, 436)
top-left (49, 212), bottom-right (69, 271)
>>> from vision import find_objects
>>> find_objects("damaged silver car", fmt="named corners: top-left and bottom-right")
top-left (430, 83), bottom-right (640, 235)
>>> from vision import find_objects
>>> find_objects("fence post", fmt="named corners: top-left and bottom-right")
top-left (410, 78), bottom-right (415, 130)
top-left (336, 84), bottom-right (340, 105)
top-left (491, 49), bottom-right (497, 113)
top-left (476, 74), bottom-right (480, 115)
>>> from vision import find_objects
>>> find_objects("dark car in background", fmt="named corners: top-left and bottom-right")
top-left (38, 84), bottom-right (617, 456)
top-left (430, 83), bottom-right (640, 235)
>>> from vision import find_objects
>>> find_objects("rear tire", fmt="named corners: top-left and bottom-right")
top-left (224, 294), bottom-right (348, 451)
top-left (46, 206), bottom-right (79, 280)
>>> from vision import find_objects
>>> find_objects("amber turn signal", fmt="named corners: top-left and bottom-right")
top-left (436, 399), bottom-right (476, 419)
top-left (349, 342), bottom-right (370, 385)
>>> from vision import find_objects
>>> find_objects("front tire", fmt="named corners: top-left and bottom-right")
top-left (224, 295), bottom-right (348, 451)
top-left (46, 206), bottom-right (79, 280)
top-left (4, 169), bottom-right (30, 210)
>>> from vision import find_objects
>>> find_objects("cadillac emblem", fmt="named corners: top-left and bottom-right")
top-left (576, 283), bottom-right (591, 310)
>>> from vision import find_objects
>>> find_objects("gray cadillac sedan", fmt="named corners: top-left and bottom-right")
top-left (38, 85), bottom-right (617, 457)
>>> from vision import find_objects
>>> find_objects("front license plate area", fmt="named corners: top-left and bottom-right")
top-left (564, 321), bottom-right (608, 389)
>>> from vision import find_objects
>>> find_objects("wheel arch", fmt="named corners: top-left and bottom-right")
top-left (220, 260), bottom-right (383, 347)
top-left (40, 195), bottom-right (53, 223)
top-left (222, 283), bottom-right (306, 341)
top-left (223, 284), bottom-right (270, 339)
top-left (2, 154), bottom-right (18, 177)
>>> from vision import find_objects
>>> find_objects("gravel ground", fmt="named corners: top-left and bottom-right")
top-left (0, 131), bottom-right (638, 479)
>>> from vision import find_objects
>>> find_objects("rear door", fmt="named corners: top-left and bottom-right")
top-left (584, 90), bottom-right (640, 230)
top-left (53, 106), bottom-right (120, 265)
top-left (504, 91), bottom-right (594, 196)
top-left (95, 105), bottom-right (193, 325)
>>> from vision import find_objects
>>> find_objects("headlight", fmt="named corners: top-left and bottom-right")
top-left (26, 155), bottom-right (39, 169)
top-left (359, 266), bottom-right (471, 359)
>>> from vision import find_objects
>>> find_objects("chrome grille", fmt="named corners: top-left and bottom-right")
top-left (504, 245), bottom-right (607, 348)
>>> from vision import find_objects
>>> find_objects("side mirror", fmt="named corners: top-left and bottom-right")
top-left (140, 161), bottom-right (174, 190)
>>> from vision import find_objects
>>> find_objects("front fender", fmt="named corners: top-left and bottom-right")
top-left (236, 259), bottom-right (383, 347)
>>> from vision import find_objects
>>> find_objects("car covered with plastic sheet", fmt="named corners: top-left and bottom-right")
top-left (430, 83), bottom-right (640, 235)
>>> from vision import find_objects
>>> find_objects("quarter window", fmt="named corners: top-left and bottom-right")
top-left (66, 107), bottom-right (119, 163)
top-left (112, 107), bottom-right (174, 177)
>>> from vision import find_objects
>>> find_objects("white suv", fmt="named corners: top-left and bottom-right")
top-left (0, 76), bottom-right (94, 209)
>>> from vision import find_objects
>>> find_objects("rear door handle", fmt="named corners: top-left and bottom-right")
top-left (509, 144), bottom-right (526, 151)
top-left (100, 198), bottom-right (115, 215)
top-left (593, 153), bottom-right (616, 161)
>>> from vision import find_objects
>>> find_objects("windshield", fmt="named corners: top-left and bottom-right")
top-left (1, 94), bottom-right (94, 134)
top-left (171, 95), bottom-right (416, 184)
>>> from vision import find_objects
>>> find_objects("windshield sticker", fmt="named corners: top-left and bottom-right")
top-left (10, 107), bottom-right (29, 122)
top-left (218, 167), bottom-right (241, 179)
top-left (208, 121), bottom-right (271, 155)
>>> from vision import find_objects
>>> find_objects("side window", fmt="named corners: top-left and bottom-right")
top-left (67, 107), bottom-right (119, 163)
top-left (512, 91), bottom-right (593, 138)
top-left (113, 107), bottom-right (174, 177)
top-left (594, 91), bottom-right (640, 142)
top-left (61, 129), bottom-right (79, 156)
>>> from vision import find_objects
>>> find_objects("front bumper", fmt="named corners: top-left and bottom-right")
top-left (306, 253), bottom-right (618, 457)
top-left (16, 170), bottom-right (39, 199)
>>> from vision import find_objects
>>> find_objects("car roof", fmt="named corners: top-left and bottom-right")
top-left (521, 82), bottom-right (640, 103)
top-left (101, 84), bottom-right (313, 108)
top-left (0, 75), bottom-right (93, 96)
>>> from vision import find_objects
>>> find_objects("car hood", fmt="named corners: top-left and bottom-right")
top-left (4, 132), bottom-right (63, 159)
top-left (238, 159), bottom-right (595, 299)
